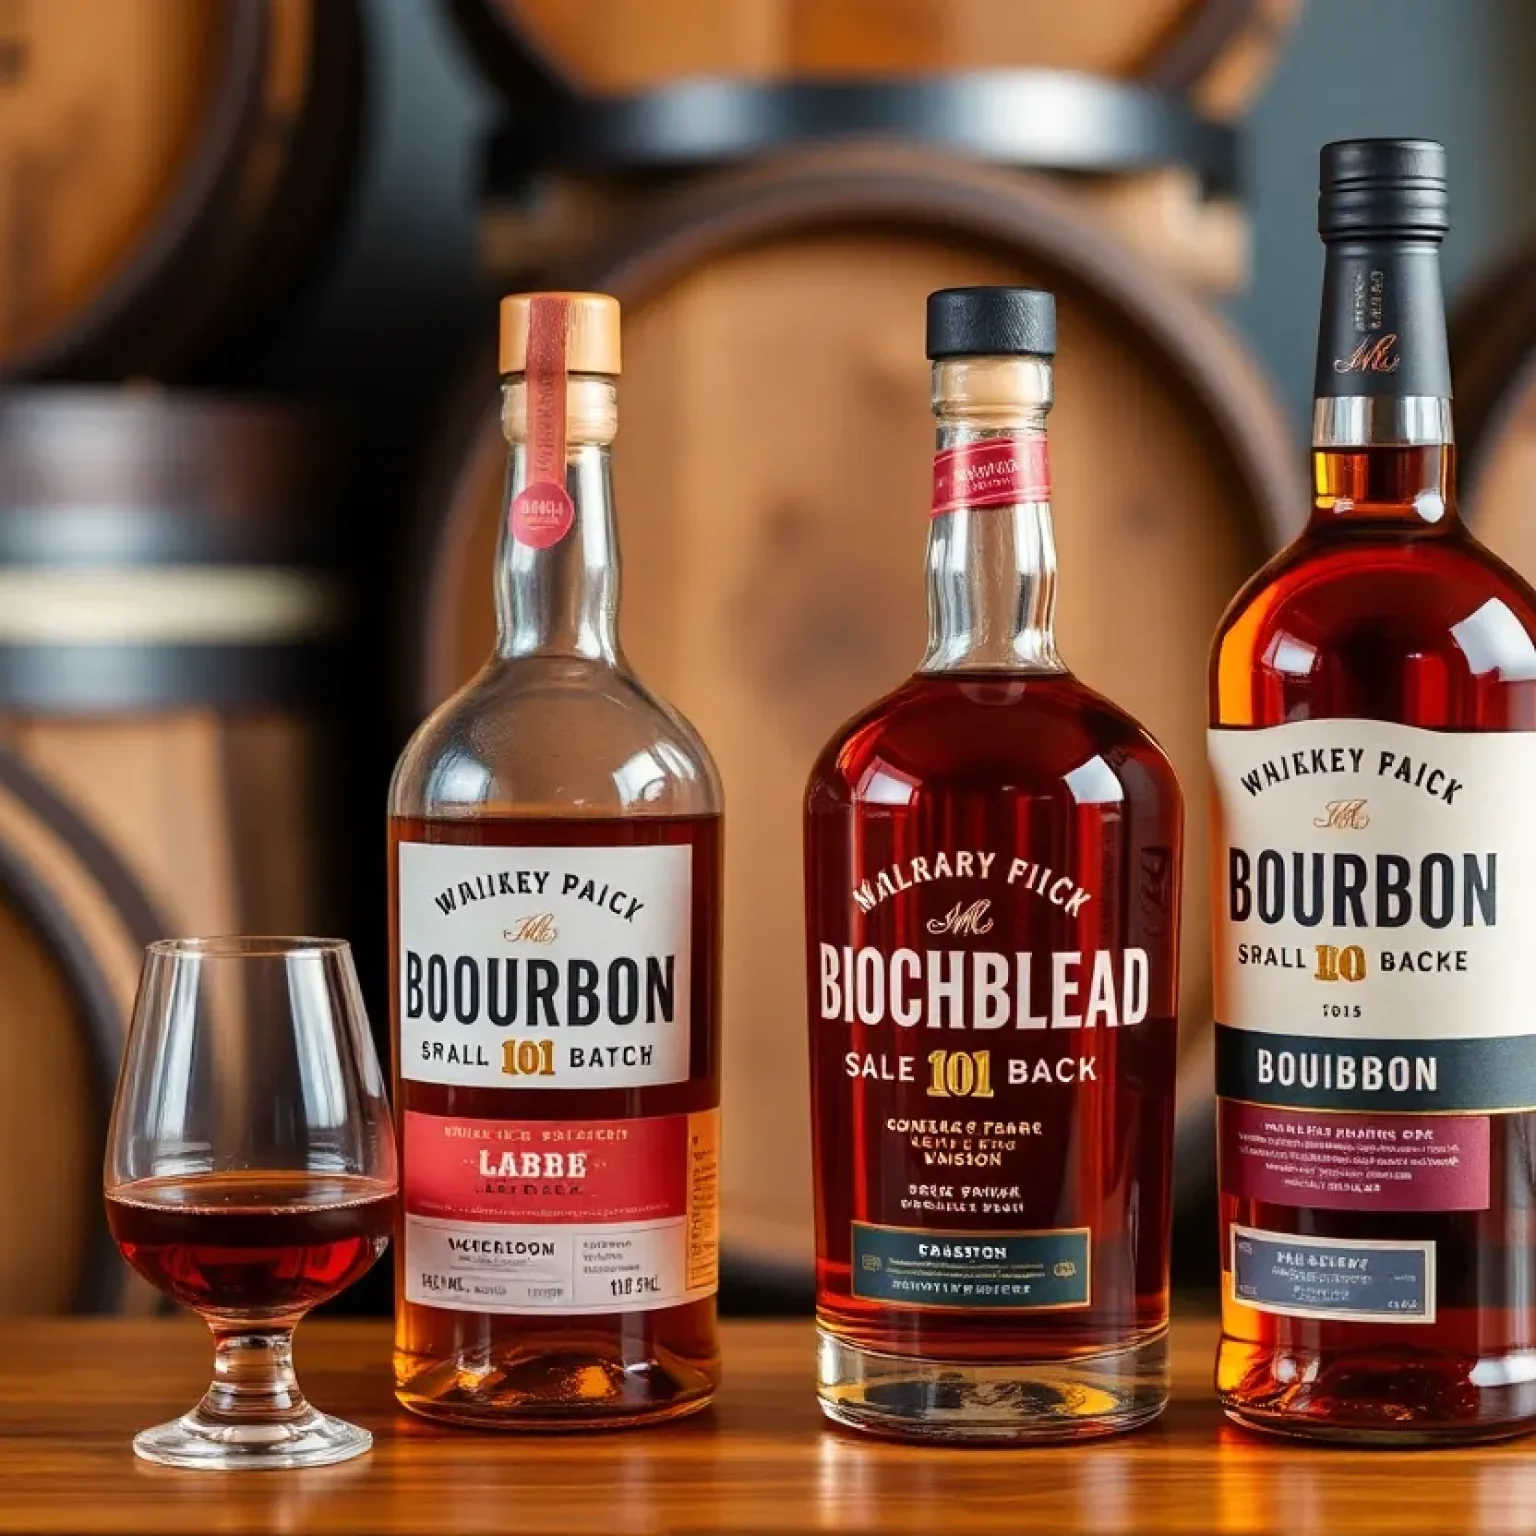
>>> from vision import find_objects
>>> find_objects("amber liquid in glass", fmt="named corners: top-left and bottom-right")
top-left (107, 1170), bottom-right (394, 1317)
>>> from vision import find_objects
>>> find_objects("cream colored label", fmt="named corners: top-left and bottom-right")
top-left (397, 842), bottom-right (693, 1090)
top-left (1211, 722), bottom-right (1536, 1039)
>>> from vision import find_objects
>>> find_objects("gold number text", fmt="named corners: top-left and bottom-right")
top-left (927, 1049), bottom-right (995, 1099)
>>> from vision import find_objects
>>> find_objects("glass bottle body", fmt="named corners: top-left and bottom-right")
top-left (1212, 442), bottom-right (1536, 1443)
top-left (805, 349), bottom-right (1183, 1441)
top-left (806, 671), bottom-right (1182, 1440)
top-left (390, 376), bottom-right (723, 1429)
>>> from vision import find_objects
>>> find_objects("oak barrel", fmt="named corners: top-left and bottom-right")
top-left (0, 747), bottom-right (167, 1315)
top-left (0, 389), bottom-right (345, 1311)
top-left (0, 0), bottom-right (362, 380)
top-left (466, 2), bottom-right (1301, 292)
top-left (452, 0), bottom-right (1301, 119)
top-left (409, 147), bottom-right (1301, 1280)
top-left (478, 73), bottom-right (1251, 292)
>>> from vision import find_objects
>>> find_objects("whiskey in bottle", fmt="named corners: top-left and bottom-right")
top-left (390, 293), bottom-right (723, 1429)
top-left (804, 288), bottom-right (1184, 1442)
top-left (1211, 140), bottom-right (1536, 1443)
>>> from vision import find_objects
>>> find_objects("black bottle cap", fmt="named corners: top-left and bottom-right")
top-left (926, 287), bottom-right (1057, 360)
top-left (1318, 138), bottom-right (1449, 239)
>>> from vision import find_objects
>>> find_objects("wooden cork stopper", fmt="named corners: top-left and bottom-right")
top-left (498, 292), bottom-right (622, 376)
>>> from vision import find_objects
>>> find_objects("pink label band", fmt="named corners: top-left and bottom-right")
top-left (403, 1109), bottom-right (690, 1226)
top-left (1220, 1100), bottom-right (1491, 1213)
top-left (931, 439), bottom-right (1050, 517)
top-left (511, 295), bottom-right (575, 548)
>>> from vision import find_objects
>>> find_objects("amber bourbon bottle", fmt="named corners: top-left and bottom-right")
top-left (389, 293), bottom-right (723, 1428)
top-left (1211, 141), bottom-right (1536, 1443)
top-left (804, 288), bottom-right (1183, 1442)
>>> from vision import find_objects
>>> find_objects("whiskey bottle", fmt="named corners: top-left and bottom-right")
top-left (804, 288), bottom-right (1184, 1442)
top-left (1212, 141), bottom-right (1536, 1443)
top-left (389, 293), bottom-right (723, 1429)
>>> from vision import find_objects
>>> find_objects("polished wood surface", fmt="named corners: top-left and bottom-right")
top-left (9, 1314), bottom-right (1536, 1534)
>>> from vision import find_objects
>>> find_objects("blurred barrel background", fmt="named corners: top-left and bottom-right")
top-left (5, 0), bottom-right (1536, 1313)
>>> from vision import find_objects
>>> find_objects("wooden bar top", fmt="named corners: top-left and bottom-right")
top-left (7, 1315), bottom-right (1536, 1533)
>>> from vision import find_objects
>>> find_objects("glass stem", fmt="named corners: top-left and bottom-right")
top-left (198, 1326), bottom-right (308, 1424)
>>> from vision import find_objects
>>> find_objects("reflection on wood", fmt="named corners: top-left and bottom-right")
top-left (5, 1313), bottom-right (1536, 1534)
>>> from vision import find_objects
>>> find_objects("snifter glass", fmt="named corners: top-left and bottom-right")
top-left (104, 938), bottom-right (398, 1470)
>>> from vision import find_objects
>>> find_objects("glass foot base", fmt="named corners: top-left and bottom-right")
top-left (133, 1405), bottom-right (372, 1470)
top-left (817, 1328), bottom-right (1169, 1444)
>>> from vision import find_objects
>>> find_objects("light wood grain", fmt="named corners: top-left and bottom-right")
top-left (0, 895), bottom-right (89, 1313)
top-left (1, 0), bottom-right (361, 377)
top-left (9, 1314), bottom-right (1536, 1534)
top-left (491, 0), bottom-right (1301, 116)
top-left (0, 0), bottom-right (215, 357)
top-left (0, 759), bottom-right (159, 1315)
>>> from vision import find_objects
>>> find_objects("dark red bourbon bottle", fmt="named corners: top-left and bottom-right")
top-left (1212, 141), bottom-right (1536, 1444)
top-left (804, 288), bottom-right (1183, 1442)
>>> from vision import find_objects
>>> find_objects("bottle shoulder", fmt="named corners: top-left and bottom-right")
top-left (390, 657), bottom-right (722, 819)
top-left (1211, 523), bottom-right (1536, 726)
top-left (806, 671), bottom-right (1181, 812)
top-left (1217, 524), bottom-right (1536, 643)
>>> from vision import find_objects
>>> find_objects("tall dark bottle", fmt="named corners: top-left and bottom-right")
top-left (804, 288), bottom-right (1183, 1443)
top-left (1211, 141), bottom-right (1536, 1443)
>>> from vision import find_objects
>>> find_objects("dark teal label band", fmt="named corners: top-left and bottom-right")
top-left (1233, 1227), bottom-right (1434, 1322)
top-left (1215, 1023), bottom-right (1536, 1112)
top-left (1314, 241), bottom-right (1450, 400)
top-left (850, 1223), bottom-right (1090, 1310)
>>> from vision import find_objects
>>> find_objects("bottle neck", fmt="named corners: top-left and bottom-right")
top-left (921, 356), bottom-right (1063, 674)
top-left (495, 376), bottom-right (622, 663)
top-left (1310, 236), bottom-right (1457, 530)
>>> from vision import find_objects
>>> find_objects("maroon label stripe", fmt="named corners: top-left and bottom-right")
top-left (931, 439), bottom-right (1050, 517)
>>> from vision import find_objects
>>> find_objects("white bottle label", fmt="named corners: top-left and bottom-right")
top-left (1209, 721), bottom-right (1536, 1115)
top-left (397, 841), bottom-right (693, 1090)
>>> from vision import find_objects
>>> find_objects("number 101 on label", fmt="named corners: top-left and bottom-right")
top-left (503, 1040), bottom-right (556, 1077)
top-left (844, 1047), bottom-right (1095, 1090)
